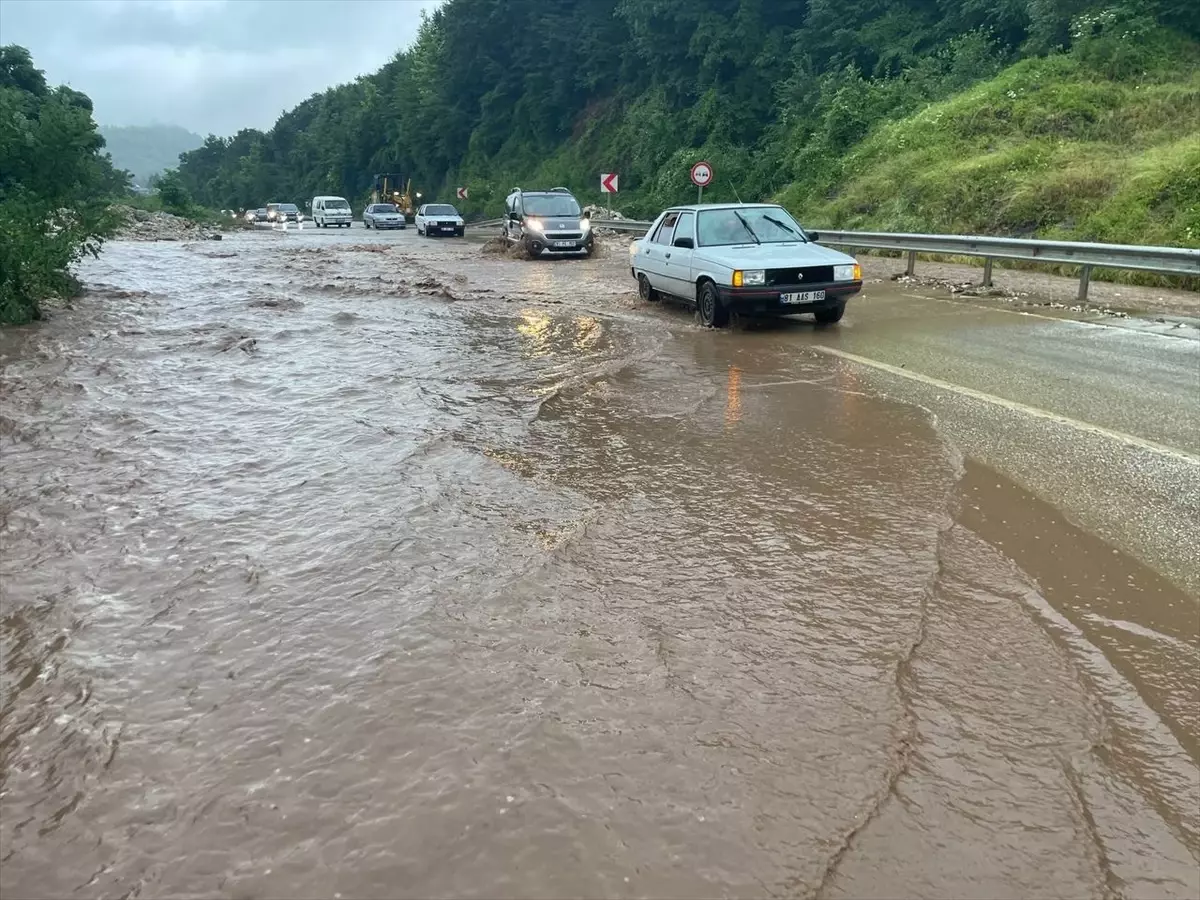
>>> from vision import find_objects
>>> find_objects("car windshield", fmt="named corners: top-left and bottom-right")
top-left (325, 200), bottom-right (350, 210)
top-left (696, 207), bottom-right (808, 246)
top-left (369, 204), bottom-right (396, 213)
top-left (256, 209), bottom-right (267, 214)
top-left (522, 195), bottom-right (580, 217)
top-left (426, 205), bottom-right (459, 216)
top-left (279, 204), bottom-right (299, 212)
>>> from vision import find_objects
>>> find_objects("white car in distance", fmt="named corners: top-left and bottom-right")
top-left (415, 204), bottom-right (465, 237)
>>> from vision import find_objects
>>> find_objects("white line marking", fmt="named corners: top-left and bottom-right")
top-left (813, 346), bottom-right (1200, 466)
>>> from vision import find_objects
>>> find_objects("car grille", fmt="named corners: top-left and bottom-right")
top-left (765, 265), bottom-right (833, 286)
top-left (437, 221), bottom-right (457, 227)
top-left (546, 232), bottom-right (582, 240)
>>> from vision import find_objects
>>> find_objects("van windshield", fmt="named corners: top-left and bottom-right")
top-left (522, 195), bottom-right (580, 217)
top-left (324, 200), bottom-right (350, 209)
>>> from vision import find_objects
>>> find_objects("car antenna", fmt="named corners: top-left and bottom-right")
top-left (731, 181), bottom-right (744, 204)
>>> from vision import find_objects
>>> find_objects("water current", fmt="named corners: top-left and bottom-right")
top-left (1, 231), bottom-right (1196, 898)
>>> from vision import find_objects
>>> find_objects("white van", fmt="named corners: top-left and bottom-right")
top-left (311, 196), bottom-right (353, 228)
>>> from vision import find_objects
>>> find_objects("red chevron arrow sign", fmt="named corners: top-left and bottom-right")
top-left (600, 173), bottom-right (619, 193)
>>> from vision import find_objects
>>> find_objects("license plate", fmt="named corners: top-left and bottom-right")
top-left (553, 241), bottom-right (575, 248)
top-left (781, 290), bottom-right (825, 304)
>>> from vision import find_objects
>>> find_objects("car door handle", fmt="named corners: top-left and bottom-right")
top-left (665, 253), bottom-right (671, 259)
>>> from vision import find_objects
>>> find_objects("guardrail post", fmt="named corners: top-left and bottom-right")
top-left (905, 250), bottom-right (916, 277)
top-left (982, 258), bottom-right (994, 287)
top-left (1078, 265), bottom-right (1092, 303)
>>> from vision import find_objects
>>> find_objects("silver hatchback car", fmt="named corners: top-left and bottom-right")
top-left (364, 203), bottom-right (406, 229)
top-left (630, 203), bottom-right (862, 327)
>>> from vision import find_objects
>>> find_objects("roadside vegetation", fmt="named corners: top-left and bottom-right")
top-left (0, 46), bottom-right (129, 325)
top-left (174, 0), bottom-right (1197, 255)
top-left (120, 169), bottom-right (244, 229)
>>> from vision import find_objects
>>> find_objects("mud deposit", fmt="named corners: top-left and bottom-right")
top-left (2, 231), bottom-right (1197, 899)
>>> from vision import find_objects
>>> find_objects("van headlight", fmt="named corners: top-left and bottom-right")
top-left (580, 218), bottom-right (591, 232)
top-left (835, 263), bottom-right (862, 281)
top-left (526, 219), bottom-right (545, 232)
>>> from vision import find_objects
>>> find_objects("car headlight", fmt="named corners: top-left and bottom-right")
top-left (580, 218), bottom-right (591, 232)
top-left (834, 263), bottom-right (862, 281)
top-left (733, 270), bottom-right (765, 287)
top-left (526, 219), bottom-right (544, 232)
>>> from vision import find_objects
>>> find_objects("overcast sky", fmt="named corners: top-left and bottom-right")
top-left (1, 0), bottom-right (442, 135)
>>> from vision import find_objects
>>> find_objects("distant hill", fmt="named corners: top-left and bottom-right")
top-left (99, 124), bottom-right (204, 186)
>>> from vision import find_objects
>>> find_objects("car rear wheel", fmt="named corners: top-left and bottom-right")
top-left (814, 302), bottom-right (846, 325)
top-left (638, 274), bottom-right (660, 303)
top-left (698, 281), bottom-right (728, 327)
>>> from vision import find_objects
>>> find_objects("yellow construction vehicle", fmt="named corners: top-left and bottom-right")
top-left (372, 174), bottom-right (415, 218)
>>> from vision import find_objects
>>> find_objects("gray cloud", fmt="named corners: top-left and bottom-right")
top-left (0, 0), bottom-right (441, 135)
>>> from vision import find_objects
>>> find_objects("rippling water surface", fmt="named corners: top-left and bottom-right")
top-left (1, 232), bottom-right (1196, 899)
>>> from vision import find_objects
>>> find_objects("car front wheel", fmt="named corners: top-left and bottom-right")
top-left (814, 302), bottom-right (846, 325)
top-left (698, 281), bottom-right (729, 327)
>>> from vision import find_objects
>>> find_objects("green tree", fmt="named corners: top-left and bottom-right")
top-left (155, 169), bottom-right (192, 214)
top-left (1, 45), bottom-right (128, 325)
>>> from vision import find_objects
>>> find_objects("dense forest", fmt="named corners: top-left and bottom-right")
top-left (99, 124), bottom-right (203, 186)
top-left (173, 0), bottom-right (1197, 247)
top-left (0, 46), bottom-right (128, 325)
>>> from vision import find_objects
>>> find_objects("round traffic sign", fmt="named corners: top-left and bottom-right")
top-left (690, 160), bottom-right (714, 187)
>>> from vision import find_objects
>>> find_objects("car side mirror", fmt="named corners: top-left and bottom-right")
top-left (583, 210), bottom-right (591, 220)
top-left (807, 230), bottom-right (820, 241)
top-left (673, 237), bottom-right (694, 249)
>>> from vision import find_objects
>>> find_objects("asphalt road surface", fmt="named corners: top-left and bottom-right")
top-left (1, 224), bottom-right (1196, 899)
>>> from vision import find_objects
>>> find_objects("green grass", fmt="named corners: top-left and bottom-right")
top-left (781, 52), bottom-right (1200, 256)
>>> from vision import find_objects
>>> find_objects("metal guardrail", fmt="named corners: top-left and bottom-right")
top-left (814, 230), bottom-right (1199, 301)
top-left (467, 217), bottom-right (1198, 301)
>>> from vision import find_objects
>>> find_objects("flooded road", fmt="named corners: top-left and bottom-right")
top-left (2, 228), bottom-right (1197, 899)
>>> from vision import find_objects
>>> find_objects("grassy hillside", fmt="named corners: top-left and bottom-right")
top-left (782, 53), bottom-right (1200, 248)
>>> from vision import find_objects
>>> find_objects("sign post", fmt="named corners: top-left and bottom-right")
top-left (690, 161), bottom-right (713, 204)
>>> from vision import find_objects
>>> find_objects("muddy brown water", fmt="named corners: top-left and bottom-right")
top-left (1, 231), bottom-right (1197, 899)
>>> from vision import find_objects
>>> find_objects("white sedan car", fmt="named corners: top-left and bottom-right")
top-left (416, 204), bottom-right (465, 237)
top-left (630, 203), bottom-right (862, 327)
